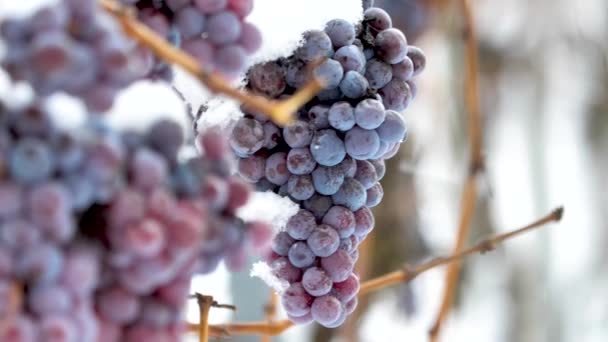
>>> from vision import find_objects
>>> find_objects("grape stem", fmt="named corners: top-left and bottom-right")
top-left (261, 291), bottom-right (279, 342)
top-left (428, 0), bottom-right (484, 341)
top-left (195, 294), bottom-right (215, 342)
top-left (99, 0), bottom-right (324, 126)
top-left (189, 206), bottom-right (563, 337)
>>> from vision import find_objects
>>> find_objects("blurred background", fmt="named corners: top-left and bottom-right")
top-left (199, 0), bottom-right (608, 341)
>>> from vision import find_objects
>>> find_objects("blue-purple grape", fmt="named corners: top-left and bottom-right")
top-left (314, 59), bottom-right (344, 89)
top-left (288, 241), bottom-right (316, 268)
top-left (287, 148), bottom-right (317, 175)
top-left (407, 46), bottom-right (426, 76)
top-left (272, 231), bottom-right (295, 256)
top-left (307, 224), bottom-right (340, 258)
top-left (286, 210), bottom-right (317, 240)
top-left (364, 7), bottom-right (392, 33)
top-left (378, 78), bottom-right (412, 111)
top-left (311, 295), bottom-right (343, 327)
top-left (392, 56), bottom-right (414, 81)
top-left (365, 58), bottom-right (393, 90)
top-left (328, 102), bottom-right (356, 131)
top-left (366, 182), bottom-right (384, 207)
top-left (322, 206), bottom-right (356, 238)
top-left (354, 206), bottom-right (374, 237)
top-left (303, 194), bottom-right (333, 220)
top-left (333, 45), bottom-right (366, 73)
top-left (310, 129), bottom-right (346, 167)
top-left (354, 98), bottom-right (386, 130)
top-left (230, 117), bottom-right (264, 155)
top-left (324, 19), bottom-right (356, 48)
top-left (307, 105), bottom-right (330, 129)
top-left (345, 127), bottom-right (380, 160)
top-left (311, 166), bottom-right (344, 196)
top-left (282, 283), bottom-right (313, 317)
top-left (332, 178), bottom-right (367, 211)
top-left (249, 62), bottom-right (286, 98)
top-left (375, 28), bottom-right (408, 64)
top-left (354, 160), bottom-right (378, 189)
top-left (265, 152), bottom-right (290, 185)
top-left (320, 249), bottom-right (353, 282)
top-left (339, 71), bottom-right (369, 99)
top-left (376, 110), bottom-right (407, 143)
top-left (295, 30), bottom-right (333, 62)
top-left (287, 175), bottom-right (315, 201)
top-left (302, 267), bottom-right (333, 296)
top-left (284, 120), bottom-right (313, 148)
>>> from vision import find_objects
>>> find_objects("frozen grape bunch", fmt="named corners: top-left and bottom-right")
top-left (0, 1), bottom-right (153, 113)
top-left (232, 0), bottom-right (426, 328)
top-left (123, 0), bottom-right (263, 80)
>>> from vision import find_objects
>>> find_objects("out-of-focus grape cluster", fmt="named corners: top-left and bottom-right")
top-left (0, 96), bottom-right (272, 340)
top-left (122, 0), bottom-right (262, 80)
top-left (231, 0), bottom-right (425, 327)
top-left (0, 1), bottom-right (153, 113)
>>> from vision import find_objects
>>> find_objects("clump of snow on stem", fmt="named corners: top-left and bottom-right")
top-left (250, 261), bottom-right (290, 293)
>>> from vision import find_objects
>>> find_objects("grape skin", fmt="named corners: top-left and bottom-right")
top-left (312, 166), bottom-right (344, 196)
top-left (310, 129), bottom-right (346, 167)
top-left (302, 267), bottom-right (333, 296)
top-left (325, 19), bottom-right (356, 48)
top-left (345, 127), bottom-right (381, 160)
top-left (322, 206), bottom-right (356, 238)
top-left (328, 102), bottom-right (356, 131)
top-left (332, 178), bottom-right (367, 211)
top-left (288, 241), bottom-right (316, 268)
top-left (307, 224), bottom-right (340, 258)
top-left (287, 148), bottom-right (317, 175)
top-left (311, 295), bottom-right (343, 326)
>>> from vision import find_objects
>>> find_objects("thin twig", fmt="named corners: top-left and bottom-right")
top-left (261, 291), bottom-right (279, 342)
top-left (428, 0), bottom-right (483, 340)
top-left (190, 207), bottom-right (562, 337)
top-left (99, 0), bottom-right (324, 126)
top-left (196, 294), bottom-right (215, 342)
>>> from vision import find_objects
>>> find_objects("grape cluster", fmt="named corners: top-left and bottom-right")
top-left (232, 1), bottom-right (425, 327)
top-left (0, 99), bottom-right (271, 340)
top-left (123, 0), bottom-right (262, 80)
top-left (0, 1), bottom-right (151, 113)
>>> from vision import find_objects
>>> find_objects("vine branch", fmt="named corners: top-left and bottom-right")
top-left (428, 0), bottom-right (483, 340)
top-left (190, 207), bottom-right (563, 337)
top-left (99, 0), bottom-right (324, 126)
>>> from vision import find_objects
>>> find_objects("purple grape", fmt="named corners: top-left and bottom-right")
top-left (0, 315), bottom-right (37, 342)
top-left (228, 0), bottom-right (254, 18)
top-left (375, 28), bottom-right (408, 64)
top-left (407, 80), bottom-right (418, 99)
top-left (314, 59), bottom-right (344, 89)
top-left (263, 122), bottom-right (281, 149)
top-left (182, 39), bottom-right (215, 66)
top-left (365, 58), bottom-right (393, 90)
top-left (130, 148), bottom-right (168, 191)
top-left (0, 219), bottom-right (41, 249)
top-left (28, 284), bottom-right (72, 316)
top-left (195, 0), bottom-right (228, 14)
top-left (335, 156), bottom-right (357, 178)
top-left (166, 0), bottom-right (191, 11)
top-left (345, 296), bottom-right (358, 314)
top-left (303, 194), bottom-right (333, 220)
top-left (376, 110), bottom-right (407, 143)
top-left (40, 315), bottom-right (78, 341)
top-left (323, 308), bottom-right (347, 328)
top-left (333, 273), bottom-right (360, 302)
top-left (407, 46), bottom-right (426, 76)
top-left (9, 137), bottom-right (55, 184)
top-left (334, 45), bottom-right (366, 73)
top-left (302, 267), bottom-right (332, 296)
top-left (378, 78), bottom-right (412, 111)
top-left (310, 129), bottom-right (346, 167)
top-left (366, 183), bottom-right (384, 207)
top-left (285, 60), bottom-right (307, 89)
top-left (287, 148), bottom-right (317, 175)
top-left (355, 98), bottom-right (386, 130)
top-left (332, 178), bottom-right (367, 211)
top-left (345, 127), bottom-right (380, 160)
top-left (354, 160), bottom-right (378, 189)
top-left (271, 257), bottom-right (302, 283)
top-left (238, 22), bottom-right (262, 54)
top-left (307, 105), bottom-right (330, 129)
top-left (272, 231), bottom-right (296, 256)
top-left (338, 237), bottom-right (353, 252)
top-left (174, 6), bottom-right (206, 40)
top-left (288, 241), bottom-right (316, 268)
top-left (230, 117), bottom-right (264, 155)
top-left (295, 30), bottom-right (333, 62)
top-left (312, 166), bottom-right (344, 196)
top-left (0, 182), bottom-right (23, 219)
top-left (282, 283), bottom-right (313, 317)
top-left (214, 45), bottom-right (247, 77)
top-left (123, 219), bottom-right (166, 259)
top-left (339, 70), bottom-right (369, 99)
top-left (321, 249), bottom-right (354, 282)
top-left (0, 249), bottom-right (12, 276)
top-left (370, 159), bottom-right (386, 180)
top-left (283, 120), bottom-right (313, 148)
top-left (287, 175), bottom-right (315, 201)
top-left (392, 56), bottom-right (414, 81)
top-left (265, 152), bottom-right (290, 185)
top-left (325, 19), bottom-right (356, 48)
top-left (364, 8), bottom-right (392, 33)
top-left (307, 224), bottom-right (340, 258)
top-left (311, 295), bottom-right (343, 326)
top-left (248, 62), bottom-right (286, 98)
top-left (328, 102), bottom-right (356, 131)
top-left (286, 210), bottom-right (317, 240)
top-left (322, 206), bottom-right (356, 238)
top-left (382, 142), bottom-right (400, 159)
top-left (354, 206), bottom-right (374, 237)
top-left (96, 287), bottom-right (140, 324)
top-left (238, 156), bottom-right (266, 182)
